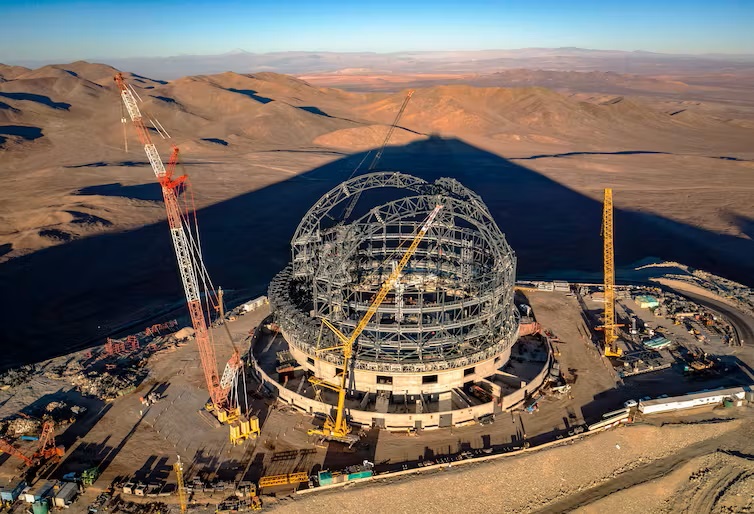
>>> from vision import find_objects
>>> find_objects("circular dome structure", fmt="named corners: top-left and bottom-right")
top-left (268, 172), bottom-right (519, 394)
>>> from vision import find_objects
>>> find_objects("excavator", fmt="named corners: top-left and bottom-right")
top-left (307, 205), bottom-right (443, 446)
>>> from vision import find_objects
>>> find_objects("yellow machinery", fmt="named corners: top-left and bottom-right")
top-left (229, 415), bottom-right (260, 445)
top-left (308, 205), bottom-right (443, 444)
top-left (174, 455), bottom-right (187, 514)
top-left (601, 189), bottom-right (623, 357)
top-left (258, 472), bottom-right (309, 489)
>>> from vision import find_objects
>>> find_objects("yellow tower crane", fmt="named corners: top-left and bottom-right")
top-left (601, 188), bottom-right (623, 357)
top-left (174, 455), bottom-right (187, 514)
top-left (308, 204), bottom-right (444, 445)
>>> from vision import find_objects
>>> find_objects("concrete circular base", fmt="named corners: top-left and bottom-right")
top-left (248, 327), bottom-right (553, 431)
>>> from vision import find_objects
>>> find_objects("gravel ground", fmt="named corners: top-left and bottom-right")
top-left (269, 420), bottom-right (745, 514)
top-left (578, 450), bottom-right (754, 514)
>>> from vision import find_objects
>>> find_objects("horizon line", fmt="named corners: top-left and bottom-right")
top-left (5, 46), bottom-right (754, 66)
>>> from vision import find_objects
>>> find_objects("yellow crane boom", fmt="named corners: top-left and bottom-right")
top-left (174, 455), bottom-right (187, 514)
top-left (602, 188), bottom-right (622, 357)
top-left (309, 204), bottom-right (443, 442)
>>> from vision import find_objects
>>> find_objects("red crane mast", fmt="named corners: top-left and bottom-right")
top-left (114, 73), bottom-right (239, 418)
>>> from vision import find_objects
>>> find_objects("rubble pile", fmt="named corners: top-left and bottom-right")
top-left (69, 369), bottom-right (146, 401)
top-left (5, 417), bottom-right (41, 436)
top-left (45, 401), bottom-right (67, 413)
top-left (44, 360), bottom-right (85, 380)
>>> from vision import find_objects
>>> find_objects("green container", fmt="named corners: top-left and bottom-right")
top-left (317, 472), bottom-right (333, 486)
top-left (347, 471), bottom-right (373, 480)
top-left (32, 500), bottom-right (49, 514)
top-left (723, 399), bottom-right (734, 408)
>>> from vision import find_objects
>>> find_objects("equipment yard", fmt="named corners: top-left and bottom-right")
top-left (0, 279), bottom-right (752, 512)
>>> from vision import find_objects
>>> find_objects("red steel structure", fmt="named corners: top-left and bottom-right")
top-left (114, 73), bottom-right (240, 419)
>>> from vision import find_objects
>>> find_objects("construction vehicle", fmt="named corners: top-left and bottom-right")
top-left (683, 347), bottom-right (717, 374)
top-left (599, 189), bottom-right (623, 357)
top-left (81, 466), bottom-right (100, 487)
top-left (308, 204), bottom-right (443, 445)
top-left (0, 420), bottom-right (64, 479)
top-left (33, 420), bottom-right (64, 463)
top-left (114, 74), bottom-right (258, 444)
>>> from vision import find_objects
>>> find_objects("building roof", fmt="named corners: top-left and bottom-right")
top-left (639, 386), bottom-right (750, 407)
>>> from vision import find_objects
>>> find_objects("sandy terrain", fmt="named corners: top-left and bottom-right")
top-left (1, 61), bottom-right (753, 367)
top-left (269, 419), bottom-right (754, 514)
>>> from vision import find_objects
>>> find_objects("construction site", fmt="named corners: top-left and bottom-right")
top-left (0, 73), bottom-right (753, 514)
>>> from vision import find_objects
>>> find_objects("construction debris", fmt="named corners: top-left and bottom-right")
top-left (4, 418), bottom-right (40, 437)
top-left (69, 370), bottom-right (145, 401)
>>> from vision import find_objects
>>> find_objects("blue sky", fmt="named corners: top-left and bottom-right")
top-left (1, 0), bottom-right (752, 61)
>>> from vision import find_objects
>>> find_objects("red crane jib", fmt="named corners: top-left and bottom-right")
top-left (114, 73), bottom-right (232, 411)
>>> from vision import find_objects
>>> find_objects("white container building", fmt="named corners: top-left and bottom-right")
top-left (638, 386), bottom-right (749, 415)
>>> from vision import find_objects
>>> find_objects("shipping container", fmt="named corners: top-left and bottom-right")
top-left (52, 482), bottom-right (77, 508)
top-left (23, 481), bottom-right (56, 503)
top-left (347, 470), bottom-right (373, 480)
top-left (32, 499), bottom-right (49, 514)
top-left (0, 479), bottom-right (26, 502)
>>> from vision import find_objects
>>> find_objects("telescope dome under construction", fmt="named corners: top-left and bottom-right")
top-left (268, 172), bottom-right (519, 395)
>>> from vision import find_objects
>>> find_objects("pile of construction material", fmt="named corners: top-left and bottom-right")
top-left (4, 417), bottom-right (41, 436)
top-left (44, 360), bottom-right (85, 380)
top-left (69, 369), bottom-right (146, 401)
top-left (644, 335), bottom-right (672, 350)
top-left (42, 401), bottom-right (87, 423)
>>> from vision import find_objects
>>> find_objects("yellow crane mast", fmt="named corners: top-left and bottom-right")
top-left (308, 204), bottom-right (444, 444)
top-left (602, 188), bottom-right (623, 357)
top-left (174, 455), bottom-right (187, 514)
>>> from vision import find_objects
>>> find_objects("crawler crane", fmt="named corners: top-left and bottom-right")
top-left (0, 420), bottom-right (64, 472)
top-left (114, 74), bottom-right (258, 444)
top-left (308, 204), bottom-right (443, 445)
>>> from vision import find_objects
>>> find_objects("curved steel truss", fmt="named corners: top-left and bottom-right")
top-left (270, 172), bottom-right (519, 372)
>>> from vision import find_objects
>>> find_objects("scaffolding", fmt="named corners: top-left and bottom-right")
top-left (269, 172), bottom-right (519, 372)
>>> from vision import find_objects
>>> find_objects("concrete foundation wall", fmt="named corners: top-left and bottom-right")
top-left (250, 345), bottom-right (552, 431)
top-left (287, 336), bottom-right (512, 396)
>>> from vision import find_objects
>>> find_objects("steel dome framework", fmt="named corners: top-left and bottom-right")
top-left (269, 172), bottom-right (519, 374)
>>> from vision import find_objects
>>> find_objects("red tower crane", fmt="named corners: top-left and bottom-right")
top-left (113, 73), bottom-right (242, 424)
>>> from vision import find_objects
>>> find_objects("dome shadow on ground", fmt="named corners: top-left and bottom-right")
top-left (0, 136), bottom-right (752, 368)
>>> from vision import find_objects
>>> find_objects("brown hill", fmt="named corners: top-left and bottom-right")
top-left (0, 64), bottom-right (32, 81)
top-left (0, 61), bottom-right (753, 355)
top-left (1, 61), bottom-right (752, 261)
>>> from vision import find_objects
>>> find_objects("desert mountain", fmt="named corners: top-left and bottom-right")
top-left (1, 61), bottom-right (752, 258)
top-left (0, 61), bottom-right (753, 351)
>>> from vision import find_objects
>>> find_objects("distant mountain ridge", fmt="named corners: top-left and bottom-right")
top-left (7, 48), bottom-right (754, 80)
